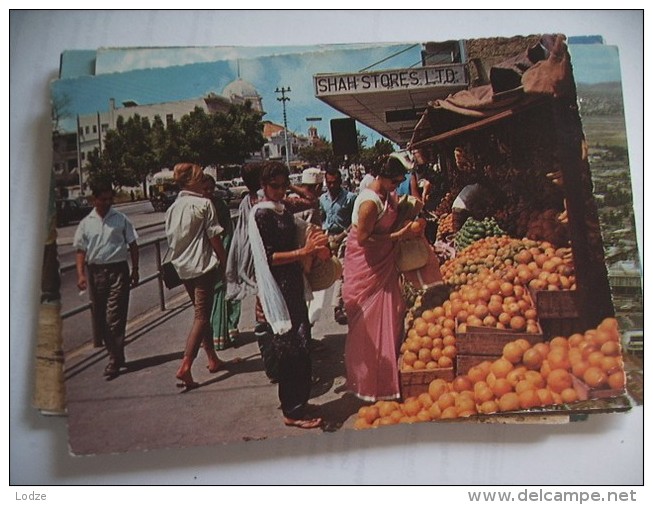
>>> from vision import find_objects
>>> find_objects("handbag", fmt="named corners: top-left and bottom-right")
top-left (160, 249), bottom-right (183, 289)
top-left (395, 237), bottom-right (430, 273)
top-left (306, 256), bottom-right (343, 291)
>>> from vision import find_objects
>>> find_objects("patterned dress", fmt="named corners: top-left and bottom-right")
top-left (253, 206), bottom-right (313, 420)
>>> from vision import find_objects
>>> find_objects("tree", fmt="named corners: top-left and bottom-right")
top-left (298, 136), bottom-right (335, 167)
top-left (359, 138), bottom-right (396, 168)
top-left (85, 114), bottom-right (157, 193)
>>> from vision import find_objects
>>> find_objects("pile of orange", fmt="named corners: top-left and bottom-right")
top-left (356, 318), bottom-right (626, 429)
top-left (400, 306), bottom-right (457, 371)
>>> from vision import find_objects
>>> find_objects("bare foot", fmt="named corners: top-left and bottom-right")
top-left (206, 359), bottom-right (225, 374)
top-left (176, 362), bottom-right (199, 389)
top-left (283, 417), bottom-right (323, 429)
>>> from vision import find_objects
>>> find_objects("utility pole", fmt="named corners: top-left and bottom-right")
top-left (275, 86), bottom-right (291, 170)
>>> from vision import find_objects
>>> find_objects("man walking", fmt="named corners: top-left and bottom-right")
top-left (74, 181), bottom-right (139, 378)
top-left (319, 167), bottom-right (356, 324)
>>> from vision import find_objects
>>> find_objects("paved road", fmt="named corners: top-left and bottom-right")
top-left (62, 281), bottom-right (364, 455)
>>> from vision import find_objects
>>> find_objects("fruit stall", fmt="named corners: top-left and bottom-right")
top-left (355, 35), bottom-right (631, 429)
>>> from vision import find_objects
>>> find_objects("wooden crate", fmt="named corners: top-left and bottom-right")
top-left (455, 324), bottom-right (544, 355)
top-left (456, 353), bottom-right (501, 376)
top-left (528, 288), bottom-right (579, 319)
top-left (398, 357), bottom-right (454, 399)
top-left (539, 317), bottom-right (586, 339)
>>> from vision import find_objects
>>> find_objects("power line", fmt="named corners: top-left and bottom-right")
top-left (358, 44), bottom-right (420, 72)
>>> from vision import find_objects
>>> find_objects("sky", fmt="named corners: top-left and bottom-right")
top-left (50, 39), bottom-right (624, 144)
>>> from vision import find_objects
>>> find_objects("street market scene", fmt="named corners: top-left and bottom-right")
top-left (39, 33), bottom-right (642, 455)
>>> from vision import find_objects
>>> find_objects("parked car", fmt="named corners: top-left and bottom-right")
top-left (56, 197), bottom-right (93, 227)
top-left (229, 178), bottom-right (249, 199)
top-left (622, 329), bottom-right (643, 355)
top-left (214, 183), bottom-right (234, 202)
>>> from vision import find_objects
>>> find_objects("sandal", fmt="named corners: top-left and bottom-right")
top-left (283, 416), bottom-right (323, 429)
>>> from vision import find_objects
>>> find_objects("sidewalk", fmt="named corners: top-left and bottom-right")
top-left (62, 285), bottom-right (364, 455)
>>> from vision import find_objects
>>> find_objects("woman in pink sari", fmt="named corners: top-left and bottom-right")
top-left (343, 156), bottom-right (417, 401)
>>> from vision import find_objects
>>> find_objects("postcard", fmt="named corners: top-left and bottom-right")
top-left (41, 33), bottom-right (642, 456)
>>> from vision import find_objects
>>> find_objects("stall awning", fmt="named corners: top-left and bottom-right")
top-left (409, 34), bottom-right (574, 147)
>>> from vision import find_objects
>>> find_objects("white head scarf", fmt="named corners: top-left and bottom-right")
top-left (248, 200), bottom-right (312, 335)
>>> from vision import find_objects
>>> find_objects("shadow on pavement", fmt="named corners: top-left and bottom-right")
top-left (309, 331), bottom-right (366, 431)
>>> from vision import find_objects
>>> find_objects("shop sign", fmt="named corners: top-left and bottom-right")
top-left (314, 64), bottom-right (467, 97)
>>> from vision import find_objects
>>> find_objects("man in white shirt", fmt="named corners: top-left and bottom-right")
top-left (74, 181), bottom-right (139, 378)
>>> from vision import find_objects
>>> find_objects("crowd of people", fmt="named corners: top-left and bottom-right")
top-left (74, 152), bottom-right (447, 430)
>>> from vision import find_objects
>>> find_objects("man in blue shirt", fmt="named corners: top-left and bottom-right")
top-left (319, 167), bottom-right (356, 324)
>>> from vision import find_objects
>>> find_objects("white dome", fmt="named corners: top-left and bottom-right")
top-left (222, 78), bottom-right (259, 99)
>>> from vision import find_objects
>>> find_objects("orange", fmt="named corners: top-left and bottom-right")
top-left (452, 375), bottom-right (473, 393)
top-left (438, 356), bottom-right (453, 368)
top-left (430, 347), bottom-right (443, 362)
top-left (442, 334), bottom-right (456, 347)
top-left (491, 377), bottom-right (513, 397)
top-left (402, 398), bottom-right (422, 417)
top-left (457, 409), bottom-right (477, 418)
top-left (361, 405), bottom-right (380, 424)
top-left (490, 358), bottom-right (514, 379)
top-left (601, 341), bottom-right (621, 357)
top-left (571, 360), bottom-right (590, 380)
top-left (426, 361), bottom-right (439, 370)
top-left (413, 360), bottom-right (426, 370)
top-left (608, 371), bottom-right (626, 390)
top-left (560, 388), bottom-right (578, 403)
top-left (488, 300), bottom-right (503, 317)
top-left (473, 384), bottom-right (495, 403)
top-left (402, 351), bottom-right (417, 368)
top-left (518, 389), bottom-right (541, 409)
top-left (420, 336), bottom-right (434, 350)
top-left (524, 370), bottom-right (546, 388)
top-left (414, 320), bottom-right (429, 337)
top-left (440, 406), bottom-right (459, 419)
top-left (514, 338), bottom-right (532, 352)
top-left (442, 345), bottom-right (457, 359)
top-left (502, 341), bottom-right (524, 364)
top-left (406, 338), bottom-right (421, 354)
top-left (416, 410), bottom-right (433, 423)
top-left (583, 367), bottom-right (608, 389)
top-left (547, 349), bottom-right (570, 371)
top-left (467, 365), bottom-right (488, 384)
top-left (568, 333), bottom-right (585, 348)
top-left (506, 366), bottom-right (527, 386)
top-left (547, 368), bottom-right (573, 393)
top-left (498, 392), bottom-right (521, 412)
top-left (421, 309), bottom-right (436, 324)
top-left (536, 388), bottom-right (555, 406)
top-left (437, 392), bottom-right (456, 411)
top-left (428, 379), bottom-right (449, 401)
top-left (378, 401), bottom-right (400, 418)
top-left (455, 395), bottom-right (476, 413)
top-left (378, 416), bottom-right (398, 426)
top-left (522, 348), bottom-right (544, 370)
top-left (353, 417), bottom-right (372, 430)
top-left (478, 400), bottom-right (499, 414)
top-left (549, 336), bottom-right (569, 349)
top-left (428, 402), bottom-right (442, 420)
top-left (418, 348), bottom-right (433, 363)
top-left (427, 324), bottom-right (442, 339)
top-left (500, 282), bottom-right (514, 297)
top-left (515, 379), bottom-right (537, 395)
top-left (587, 351), bottom-right (605, 368)
top-left (600, 356), bottom-right (621, 375)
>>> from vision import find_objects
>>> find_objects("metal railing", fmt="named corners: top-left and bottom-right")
top-left (58, 211), bottom-right (239, 348)
top-left (59, 235), bottom-right (170, 348)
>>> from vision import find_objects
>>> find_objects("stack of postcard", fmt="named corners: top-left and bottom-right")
top-left (38, 33), bottom-right (642, 456)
